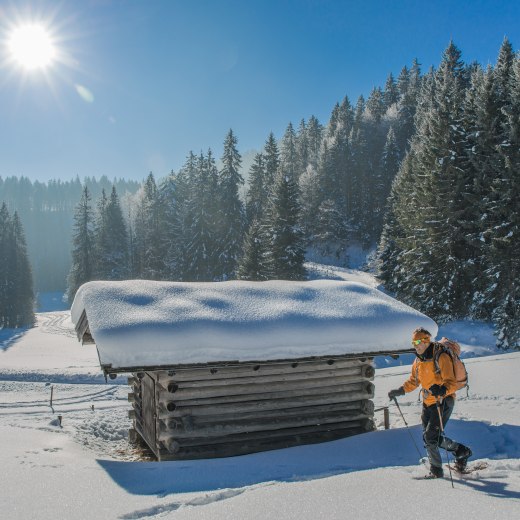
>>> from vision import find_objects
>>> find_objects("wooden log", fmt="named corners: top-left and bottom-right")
top-left (158, 409), bottom-right (373, 437)
top-left (160, 399), bottom-right (373, 428)
top-left (160, 418), bottom-right (372, 448)
top-left (155, 357), bottom-right (368, 384)
top-left (157, 380), bottom-right (369, 407)
top-left (158, 423), bottom-right (373, 460)
top-left (156, 365), bottom-right (374, 398)
top-left (158, 383), bottom-right (374, 418)
top-left (157, 364), bottom-right (374, 391)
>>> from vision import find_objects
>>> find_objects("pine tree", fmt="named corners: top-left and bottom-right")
top-left (461, 65), bottom-right (502, 318)
top-left (173, 152), bottom-right (198, 280)
top-left (158, 172), bottom-right (182, 279)
top-left (245, 152), bottom-right (267, 224)
top-left (485, 54), bottom-right (520, 349)
top-left (383, 72), bottom-right (400, 109)
top-left (377, 153), bottom-right (416, 296)
top-left (403, 41), bottom-right (469, 320)
top-left (263, 132), bottom-right (280, 190)
top-left (332, 96), bottom-right (353, 221)
top-left (11, 212), bottom-right (35, 326)
top-left (349, 125), bottom-right (370, 244)
top-left (183, 151), bottom-right (220, 281)
top-left (93, 188), bottom-right (109, 278)
top-left (296, 119), bottom-right (309, 177)
top-left (94, 186), bottom-right (129, 280)
top-left (237, 219), bottom-right (270, 281)
top-left (67, 186), bottom-right (95, 302)
top-left (0, 203), bottom-right (11, 325)
top-left (396, 59), bottom-right (422, 155)
top-left (218, 129), bottom-right (245, 279)
top-left (378, 42), bottom-right (470, 321)
top-left (133, 173), bottom-right (165, 280)
top-left (280, 122), bottom-right (299, 179)
top-left (305, 115), bottom-right (323, 171)
top-left (365, 87), bottom-right (385, 124)
top-left (397, 65), bottom-right (410, 98)
top-left (263, 171), bottom-right (306, 280)
top-left (0, 205), bottom-right (34, 327)
top-left (310, 138), bottom-right (349, 257)
top-left (373, 126), bottom-right (400, 239)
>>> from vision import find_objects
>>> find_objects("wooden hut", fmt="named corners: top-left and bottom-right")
top-left (71, 279), bottom-right (435, 460)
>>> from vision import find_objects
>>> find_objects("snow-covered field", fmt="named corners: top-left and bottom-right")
top-left (1, 283), bottom-right (519, 519)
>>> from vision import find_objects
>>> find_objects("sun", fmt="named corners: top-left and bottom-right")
top-left (7, 23), bottom-right (56, 70)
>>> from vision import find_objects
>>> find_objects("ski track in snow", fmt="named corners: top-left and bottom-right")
top-left (38, 311), bottom-right (78, 338)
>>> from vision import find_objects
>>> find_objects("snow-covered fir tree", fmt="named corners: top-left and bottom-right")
top-left (183, 151), bottom-right (220, 281)
top-left (484, 50), bottom-right (520, 349)
top-left (0, 204), bottom-right (34, 327)
top-left (237, 218), bottom-right (270, 281)
top-left (94, 186), bottom-right (130, 280)
top-left (133, 173), bottom-right (165, 280)
top-left (263, 171), bottom-right (306, 280)
top-left (217, 129), bottom-right (245, 279)
top-left (246, 152), bottom-right (268, 224)
top-left (67, 186), bottom-right (95, 302)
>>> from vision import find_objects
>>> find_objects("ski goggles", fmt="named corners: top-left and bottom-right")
top-left (412, 338), bottom-right (429, 346)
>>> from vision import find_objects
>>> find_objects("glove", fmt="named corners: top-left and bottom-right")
top-left (388, 387), bottom-right (405, 399)
top-left (429, 384), bottom-right (447, 397)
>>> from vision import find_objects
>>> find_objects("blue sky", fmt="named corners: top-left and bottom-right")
top-left (0, 0), bottom-right (519, 182)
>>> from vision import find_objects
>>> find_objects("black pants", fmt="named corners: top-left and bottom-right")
top-left (421, 396), bottom-right (459, 468)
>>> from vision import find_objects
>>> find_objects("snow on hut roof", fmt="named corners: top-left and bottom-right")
top-left (71, 279), bottom-right (437, 370)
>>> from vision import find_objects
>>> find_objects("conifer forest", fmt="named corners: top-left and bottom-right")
top-left (1, 40), bottom-right (519, 349)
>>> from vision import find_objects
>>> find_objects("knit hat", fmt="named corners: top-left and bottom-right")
top-left (412, 327), bottom-right (431, 342)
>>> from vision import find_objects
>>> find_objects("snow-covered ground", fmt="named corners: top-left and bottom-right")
top-left (1, 274), bottom-right (519, 519)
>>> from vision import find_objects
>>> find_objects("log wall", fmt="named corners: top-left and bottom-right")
top-left (128, 356), bottom-right (376, 460)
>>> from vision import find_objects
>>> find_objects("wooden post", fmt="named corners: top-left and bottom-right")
top-left (50, 385), bottom-right (54, 413)
top-left (374, 406), bottom-right (390, 430)
top-left (384, 406), bottom-right (390, 430)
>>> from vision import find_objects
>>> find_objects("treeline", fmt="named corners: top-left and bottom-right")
top-left (0, 203), bottom-right (34, 328)
top-left (378, 39), bottom-right (520, 349)
top-left (67, 56), bottom-right (421, 297)
top-left (67, 130), bottom-right (306, 300)
top-left (0, 176), bottom-right (140, 292)
top-left (3, 51), bottom-right (420, 296)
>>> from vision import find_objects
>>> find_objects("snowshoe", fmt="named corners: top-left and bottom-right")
top-left (454, 445), bottom-right (472, 472)
top-left (425, 465), bottom-right (444, 479)
top-left (453, 461), bottom-right (488, 475)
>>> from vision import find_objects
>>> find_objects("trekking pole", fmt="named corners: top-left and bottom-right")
top-left (392, 397), bottom-right (425, 463)
top-left (436, 398), bottom-right (454, 488)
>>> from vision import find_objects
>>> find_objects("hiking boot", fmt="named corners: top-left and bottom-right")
top-left (428, 465), bottom-right (444, 479)
top-left (454, 445), bottom-right (472, 471)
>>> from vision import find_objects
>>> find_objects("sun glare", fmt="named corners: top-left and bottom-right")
top-left (8, 23), bottom-right (56, 70)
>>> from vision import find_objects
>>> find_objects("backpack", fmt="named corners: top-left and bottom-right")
top-left (433, 337), bottom-right (469, 394)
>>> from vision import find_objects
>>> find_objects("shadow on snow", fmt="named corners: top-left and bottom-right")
top-left (97, 420), bottom-right (520, 497)
top-left (0, 327), bottom-right (30, 351)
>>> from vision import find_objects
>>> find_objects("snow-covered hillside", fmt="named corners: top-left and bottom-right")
top-left (1, 279), bottom-right (519, 519)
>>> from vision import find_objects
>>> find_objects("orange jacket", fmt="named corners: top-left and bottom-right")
top-left (403, 351), bottom-right (457, 406)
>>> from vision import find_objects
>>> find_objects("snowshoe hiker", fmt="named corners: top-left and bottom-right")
top-left (388, 327), bottom-right (472, 478)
